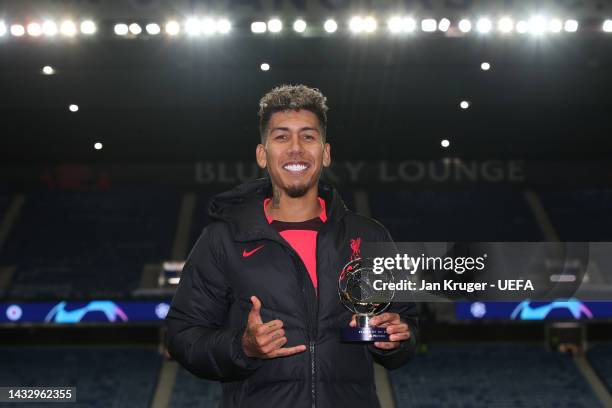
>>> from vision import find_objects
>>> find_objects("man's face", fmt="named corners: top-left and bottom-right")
top-left (256, 109), bottom-right (331, 198)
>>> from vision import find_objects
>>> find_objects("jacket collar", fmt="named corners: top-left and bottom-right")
top-left (208, 177), bottom-right (347, 242)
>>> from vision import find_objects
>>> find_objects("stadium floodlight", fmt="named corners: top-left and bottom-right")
top-left (293, 19), bottom-right (307, 33)
top-left (129, 23), bottom-right (142, 35)
top-left (388, 16), bottom-right (403, 33)
top-left (481, 62), bottom-right (491, 71)
top-left (460, 100), bottom-right (470, 109)
top-left (516, 20), bottom-right (528, 33)
top-left (0, 22), bottom-right (6, 36)
top-left (441, 139), bottom-right (450, 148)
top-left (165, 21), bottom-right (180, 35)
top-left (549, 18), bottom-right (562, 33)
top-left (202, 18), bottom-right (216, 35)
top-left (27, 22), bottom-right (42, 37)
top-left (421, 19), bottom-right (437, 32)
top-left (217, 19), bottom-right (231, 34)
top-left (476, 18), bottom-right (492, 33)
top-left (498, 17), bottom-right (513, 33)
top-left (251, 21), bottom-right (266, 33)
top-left (529, 16), bottom-right (547, 34)
top-left (324, 19), bottom-right (337, 33)
top-left (60, 20), bottom-right (77, 36)
top-left (185, 18), bottom-right (201, 35)
top-left (349, 16), bottom-right (364, 33)
top-left (268, 18), bottom-right (282, 33)
top-left (363, 16), bottom-right (377, 33)
top-left (145, 23), bottom-right (160, 35)
top-left (564, 19), bottom-right (578, 32)
top-left (438, 18), bottom-right (451, 32)
top-left (603, 20), bottom-right (612, 32)
top-left (42, 65), bottom-right (54, 75)
top-left (458, 19), bottom-right (472, 33)
top-left (260, 63), bottom-right (270, 71)
top-left (94, 142), bottom-right (103, 150)
top-left (69, 104), bottom-right (79, 112)
top-left (114, 23), bottom-right (128, 36)
top-left (80, 20), bottom-right (96, 35)
top-left (42, 20), bottom-right (58, 36)
top-left (10, 24), bottom-right (25, 37)
top-left (403, 17), bottom-right (417, 32)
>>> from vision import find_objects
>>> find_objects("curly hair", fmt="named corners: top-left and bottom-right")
top-left (258, 84), bottom-right (329, 143)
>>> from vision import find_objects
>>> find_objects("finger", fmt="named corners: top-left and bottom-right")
top-left (389, 332), bottom-right (410, 342)
top-left (255, 319), bottom-right (284, 336)
top-left (386, 323), bottom-right (409, 335)
top-left (369, 313), bottom-right (401, 327)
top-left (255, 329), bottom-right (286, 348)
top-left (268, 344), bottom-right (308, 358)
top-left (248, 296), bottom-right (263, 325)
top-left (373, 341), bottom-right (400, 350)
top-left (349, 314), bottom-right (357, 327)
top-left (261, 336), bottom-right (288, 354)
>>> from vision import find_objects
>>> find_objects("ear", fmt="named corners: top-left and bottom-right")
top-left (256, 144), bottom-right (267, 169)
top-left (322, 142), bottom-right (331, 167)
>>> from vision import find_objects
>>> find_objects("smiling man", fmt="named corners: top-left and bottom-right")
top-left (165, 84), bottom-right (418, 408)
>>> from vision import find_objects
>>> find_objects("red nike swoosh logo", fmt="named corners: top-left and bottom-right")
top-left (242, 245), bottom-right (264, 257)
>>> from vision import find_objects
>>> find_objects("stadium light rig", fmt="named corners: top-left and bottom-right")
top-left (421, 18), bottom-right (437, 32)
top-left (323, 19), bottom-right (337, 33)
top-left (0, 14), bottom-right (603, 40)
top-left (165, 21), bottom-right (180, 36)
top-left (458, 19), bottom-right (472, 33)
top-left (387, 16), bottom-right (416, 34)
top-left (251, 21), bottom-right (266, 33)
top-left (293, 19), bottom-right (306, 33)
top-left (267, 18), bottom-right (282, 33)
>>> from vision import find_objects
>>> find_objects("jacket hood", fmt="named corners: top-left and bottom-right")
top-left (208, 177), bottom-right (348, 242)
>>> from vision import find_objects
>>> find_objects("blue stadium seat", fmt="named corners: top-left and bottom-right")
top-left (370, 190), bottom-right (542, 241)
top-left (389, 344), bottom-right (601, 407)
top-left (0, 189), bottom-right (181, 299)
top-left (0, 346), bottom-right (161, 408)
top-left (538, 190), bottom-right (612, 241)
top-left (587, 344), bottom-right (612, 393)
top-left (168, 366), bottom-right (222, 408)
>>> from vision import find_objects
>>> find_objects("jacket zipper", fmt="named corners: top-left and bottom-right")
top-left (265, 223), bottom-right (329, 408)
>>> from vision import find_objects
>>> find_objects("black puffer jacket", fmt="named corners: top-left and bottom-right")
top-left (165, 178), bottom-right (418, 407)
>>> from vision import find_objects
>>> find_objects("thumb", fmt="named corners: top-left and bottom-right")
top-left (248, 295), bottom-right (263, 325)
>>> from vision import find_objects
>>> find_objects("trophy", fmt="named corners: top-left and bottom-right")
top-left (338, 257), bottom-right (395, 342)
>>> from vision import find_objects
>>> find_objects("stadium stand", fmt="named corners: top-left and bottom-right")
top-left (587, 344), bottom-right (612, 393)
top-left (0, 346), bottom-right (161, 408)
top-left (0, 189), bottom-right (181, 300)
top-left (369, 190), bottom-right (542, 242)
top-left (168, 366), bottom-right (222, 408)
top-left (389, 344), bottom-right (601, 407)
top-left (538, 189), bottom-right (612, 241)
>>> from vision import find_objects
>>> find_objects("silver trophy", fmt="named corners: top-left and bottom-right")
top-left (338, 257), bottom-right (394, 342)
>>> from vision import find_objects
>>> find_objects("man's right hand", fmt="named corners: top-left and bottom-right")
top-left (242, 295), bottom-right (307, 359)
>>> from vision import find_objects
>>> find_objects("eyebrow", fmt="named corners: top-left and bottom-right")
top-left (270, 126), bottom-right (320, 133)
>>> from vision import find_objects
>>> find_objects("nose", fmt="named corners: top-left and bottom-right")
top-left (287, 133), bottom-right (304, 154)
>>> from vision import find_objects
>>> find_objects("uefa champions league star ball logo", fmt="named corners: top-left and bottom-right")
top-left (339, 258), bottom-right (394, 316)
top-left (6, 304), bottom-right (23, 321)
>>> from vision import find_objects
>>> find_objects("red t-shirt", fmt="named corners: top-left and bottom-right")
top-left (263, 197), bottom-right (327, 291)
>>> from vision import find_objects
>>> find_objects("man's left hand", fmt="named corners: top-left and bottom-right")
top-left (349, 312), bottom-right (410, 350)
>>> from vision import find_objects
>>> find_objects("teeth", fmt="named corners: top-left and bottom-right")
top-left (284, 163), bottom-right (307, 172)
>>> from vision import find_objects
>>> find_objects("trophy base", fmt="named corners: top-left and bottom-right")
top-left (341, 326), bottom-right (389, 342)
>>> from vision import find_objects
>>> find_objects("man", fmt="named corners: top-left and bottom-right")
top-left (165, 84), bottom-right (418, 407)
